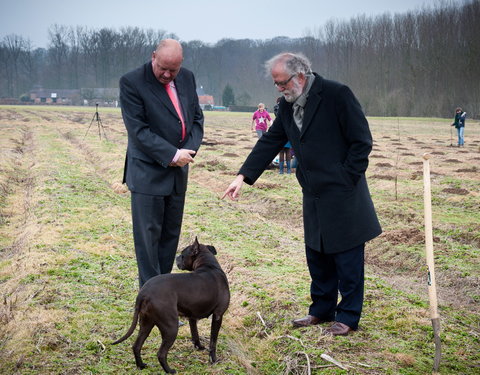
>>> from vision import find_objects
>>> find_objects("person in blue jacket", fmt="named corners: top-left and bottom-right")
top-left (452, 107), bottom-right (466, 147)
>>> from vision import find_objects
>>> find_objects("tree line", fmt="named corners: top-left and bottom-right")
top-left (0, 0), bottom-right (478, 118)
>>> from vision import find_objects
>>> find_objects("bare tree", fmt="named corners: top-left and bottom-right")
top-left (0, 1), bottom-right (478, 117)
top-left (47, 24), bottom-right (70, 88)
top-left (1, 34), bottom-right (28, 97)
top-left (67, 26), bottom-right (85, 89)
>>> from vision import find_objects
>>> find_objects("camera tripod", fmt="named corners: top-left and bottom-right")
top-left (84, 103), bottom-right (108, 140)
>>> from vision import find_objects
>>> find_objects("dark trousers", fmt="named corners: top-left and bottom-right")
top-left (306, 243), bottom-right (365, 330)
top-left (131, 191), bottom-right (185, 287)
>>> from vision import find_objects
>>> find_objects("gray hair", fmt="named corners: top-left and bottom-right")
top-left (264, 53), bottom-right (312, 76)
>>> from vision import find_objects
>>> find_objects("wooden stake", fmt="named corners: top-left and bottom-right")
top-left (422, 153), bottom-right (441, 373)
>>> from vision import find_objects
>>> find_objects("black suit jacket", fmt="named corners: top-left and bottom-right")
top-left (120, 62), bottom-right (204, 195)
top-left (239, 74), bottom-right (382, 253)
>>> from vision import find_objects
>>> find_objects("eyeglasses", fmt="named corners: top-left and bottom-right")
top-left (274, 74), bottom-right (296, 88)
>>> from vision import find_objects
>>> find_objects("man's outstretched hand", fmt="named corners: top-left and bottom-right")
top-left (222, 174), bottom-right (245, 200)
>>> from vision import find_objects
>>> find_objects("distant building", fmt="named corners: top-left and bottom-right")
top-left (30, 88), bottom-right (81, 105)
top-left (0, 98), bottom-right (22, 105)
top-left (198, 95), bottom-right (214, 109)
top-left (29, 87), bottom-right (119, 106)
top-left (196, 86), bottom-right (214, 110)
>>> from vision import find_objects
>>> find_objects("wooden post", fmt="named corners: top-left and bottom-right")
top-left (422, 153), bottom-right (441, 373)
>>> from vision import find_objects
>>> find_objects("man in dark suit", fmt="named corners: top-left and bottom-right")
top-left (120, 39), bottom-right (204, 287)
top-left (223, 53), bottom-right (381, 336)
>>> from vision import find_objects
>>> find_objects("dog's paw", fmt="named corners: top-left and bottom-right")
top-left (136, 362), bottom-right (148, 370)
top-left (192, 338), bottom-right (206, 350)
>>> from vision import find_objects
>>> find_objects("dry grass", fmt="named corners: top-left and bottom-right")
top-left (0, 106), bottom-right (479, 374)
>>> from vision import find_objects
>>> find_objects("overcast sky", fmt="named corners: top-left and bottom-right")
top-left (1, 0), bottom-right (453, 48)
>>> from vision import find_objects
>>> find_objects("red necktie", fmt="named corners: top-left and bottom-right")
top-left (164, 82), bottom-right (186, 141)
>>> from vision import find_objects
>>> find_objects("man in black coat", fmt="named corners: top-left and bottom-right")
top-left (120, 39), bottom-right (204, 287)
top-left (223, 53), bottom-right (381, 335)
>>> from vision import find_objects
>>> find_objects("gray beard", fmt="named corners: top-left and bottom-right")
top-left (284, 93), bottom-right (298, 103)
top-left (282, 80), bottom-right (303, 103)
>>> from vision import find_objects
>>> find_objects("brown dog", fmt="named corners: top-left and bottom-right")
top-left (112, 238), bottom-right (230, 374)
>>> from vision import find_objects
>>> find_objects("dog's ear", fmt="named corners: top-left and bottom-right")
top-left (206, 245), bottom-right (217, 255)
top-left (192, 237), bottom-right (200, 256)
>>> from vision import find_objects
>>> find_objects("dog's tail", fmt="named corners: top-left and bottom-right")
top-left (111, 300), bottom-right (141, 345)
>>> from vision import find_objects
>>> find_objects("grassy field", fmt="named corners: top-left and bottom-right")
top-left (0, 106), bottom-right (479, 374)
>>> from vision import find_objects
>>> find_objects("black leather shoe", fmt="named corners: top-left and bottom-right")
top-left (324, 322), bottom-right (353, 336)
top-left (292, 315), bottom-right (325, 328)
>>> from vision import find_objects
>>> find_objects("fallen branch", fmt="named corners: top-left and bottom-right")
top-left (298, 351), bottom-right (312, 375)
top-left (256, 311), bottom-right (270, 337)
top-left (320, 353), bottom-right (348, 370)
top-left (277, 334), bottom-right (306, 349)
top-left (256, 311), bottom-right (266, 327)
top-left (352, 361), bottom-right (372, 368)
top-left (282, 351), bottom-right (313, 375)
top-left (97, 339), bottom-right (106, 352)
